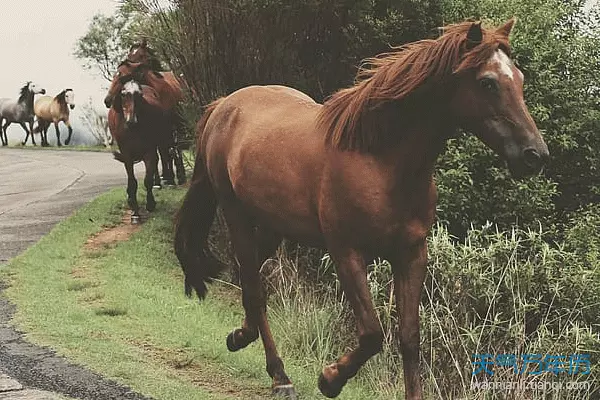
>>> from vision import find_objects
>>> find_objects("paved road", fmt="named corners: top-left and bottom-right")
top-left (0, 148), bottom-right (150, 400)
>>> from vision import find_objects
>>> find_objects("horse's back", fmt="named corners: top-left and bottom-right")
top-left (202, 85), bottom-right (325, 244)
top-left (34, 96), bottom-right (53, 119)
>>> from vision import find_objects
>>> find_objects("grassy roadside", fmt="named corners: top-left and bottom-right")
top-left (0, 188), bottom-right (388, 400)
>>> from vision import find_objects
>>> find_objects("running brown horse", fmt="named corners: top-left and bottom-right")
top-left (104, 43), bottom-right (187, 186)
top-left (174, 20), bottom-right (548, 400)
top-left (108, 78), bottom-right (172, 223)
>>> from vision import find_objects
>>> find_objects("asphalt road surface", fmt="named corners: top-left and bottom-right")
top-left (0, 148), bottom-right (151, 400)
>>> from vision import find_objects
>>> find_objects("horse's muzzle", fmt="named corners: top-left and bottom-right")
top-left (40, 89), bottom-right (46, 95)
top-left (70, 104), bottom-right (75, 110)
top-left (104, 97), bottom-right (112, 108)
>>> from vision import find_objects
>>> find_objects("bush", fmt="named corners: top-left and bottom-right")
top-left (262, 222), bottom-right (600, 399)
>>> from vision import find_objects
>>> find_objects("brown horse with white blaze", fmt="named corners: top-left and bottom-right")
top-left (174, 20), bottom-right (548, 400)
top-left (104, 50), bottom-right (187, 186)
top-left (109, 79), bottom-right (172, 223)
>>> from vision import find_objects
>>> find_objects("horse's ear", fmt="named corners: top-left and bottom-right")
top-left (496, 18), bottom-right (516, 38)
top-left (466, 22), bottom-right (483, 49)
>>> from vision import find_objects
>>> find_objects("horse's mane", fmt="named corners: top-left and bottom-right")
top-left (18, 82), bottom-right (32, 103)
top-left (55, 89), bottom-right (72, 105)
top-left (318, 21), bottom-right (511, 153)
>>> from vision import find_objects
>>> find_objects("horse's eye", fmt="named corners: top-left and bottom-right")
top-left (479, 77), bottom-right (499, 93)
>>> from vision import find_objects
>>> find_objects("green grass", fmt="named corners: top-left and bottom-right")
top-left (1, 188), bottom-right (388, 400)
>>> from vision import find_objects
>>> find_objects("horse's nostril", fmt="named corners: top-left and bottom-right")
top-left (523, 148), bottom-right (542, 169)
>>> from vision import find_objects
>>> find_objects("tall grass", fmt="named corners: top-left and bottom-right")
top-left (260, 223), bottom-right (599, 399)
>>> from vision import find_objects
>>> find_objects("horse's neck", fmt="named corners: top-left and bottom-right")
top-left (55, 98), bottom-right (69, 116)
top-left (22, 92), bottom-right (35, 112)
top-left (382, 104), bottom-right (452, 179)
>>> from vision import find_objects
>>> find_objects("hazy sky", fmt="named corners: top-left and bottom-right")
top-left (0, 1), bottom-right (119, 143)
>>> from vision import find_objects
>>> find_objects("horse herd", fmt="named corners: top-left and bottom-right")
top-left (0, 83), bottom-right (75, 147)
top-left (103, 40), bottom-right (187, 223)
top-left (42, 19), bottom-right (552, 400)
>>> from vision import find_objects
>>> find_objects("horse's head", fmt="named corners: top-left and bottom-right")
top-left (26, 81), bottom-right (45, 95)
top-left (120, 80), bottom-right (143, 127)
top-left (64, 89), bottom-right (75, 110)
top-left (128, 38), bottom-right (163, 71)
top-left (450, 19), bottom-right (549, 179)
top-left (104, 61), bottom-right (145, 108)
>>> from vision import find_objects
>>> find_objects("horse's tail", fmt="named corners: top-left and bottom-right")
top-left (174, 98), bottom-right (224, 300)
top-left (112, 151), bottom-right (127, 163)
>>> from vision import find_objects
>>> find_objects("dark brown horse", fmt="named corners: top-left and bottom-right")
top-left (174, 20), bottom-right (549, 400)
top-left (104, 42), bottom-right (187, 186)
top-left (108, 78), bottom-right (172, 223)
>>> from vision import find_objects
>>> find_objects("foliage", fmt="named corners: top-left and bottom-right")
top-left (74, 13), bottom-right (132, 81)
top-left (436, 0), bottom-right (600, 234)
top-left (79, 98), bottom-right (113, 148)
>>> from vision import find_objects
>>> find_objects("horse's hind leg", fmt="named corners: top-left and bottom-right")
top-left (173, 145), bottom-right (187, 185)
top-left (152, 149), bottom-right (162, 189)
top-left (317, 245), bottom-right (383, 398)
top-left (0, 119), bottom-right (6, 146)
top-left (158, 144), bottom-right (175, 186)
top-left (124, 161), bottom-right (141, 223)
top-left (143, 151), bottom-right (158, 212)
top-left (54, 122), bottom-right (62, 147)
top-left (223, 209), bottom-right (295, 398)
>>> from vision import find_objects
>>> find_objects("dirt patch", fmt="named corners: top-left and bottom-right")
top-left (85, 211), bottom-right (147, 251)
top-left (128, 338), bottom-right (267, 400)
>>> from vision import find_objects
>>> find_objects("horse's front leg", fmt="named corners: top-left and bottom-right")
top-left (54, 121), bottom-right (62, 147)
top-left (18, 122), bottom-right (32, 145)
top-left (318, 245), bottom-right (383, 398)
top-left (124, 161), bottom-right (140, 224)
top-left (65, 121), bottom-right (73, 145)
top-left (142, 150), bottom-right (158, 212)
top-left (391, 240), bottom-right (427, 400)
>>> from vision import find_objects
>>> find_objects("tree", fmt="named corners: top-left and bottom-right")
top-left (80, 98), bottom-right (113, 148)
top-left (74, 12), bottom-right (132, 81)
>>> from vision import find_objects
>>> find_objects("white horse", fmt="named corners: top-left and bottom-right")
top-left (34, 89), bottom-right (75, 146)
top-left (0, 82), bottom-right (46, 146)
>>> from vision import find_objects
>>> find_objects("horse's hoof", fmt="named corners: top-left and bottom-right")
top-left (226, 330), bottom-right (241, 352)
top-left (65, 140), bottom-right (71, 145)
top-left (131, 215), bottom-right (141, 224)
top-left (318, 367), bottom-right (345, 398)
top-left (146, 202), bottom-right (156, 212)
top-left (273, 384), bottom-right (297, 399)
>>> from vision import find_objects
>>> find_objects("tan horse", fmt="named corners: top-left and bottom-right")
top-left (34, 89), bottom-right (75, 146)
top-left (174, 20), bottom-right (549, 400)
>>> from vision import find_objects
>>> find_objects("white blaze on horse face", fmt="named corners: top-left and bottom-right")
top-left (490, 50), bottom-right (514, 81)
top-left (65, 90), bottom-right (75, 106)
top-left (29, 82), bottom-right (45, 94)
top-left (122, 81), bottom-right (141, 95)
